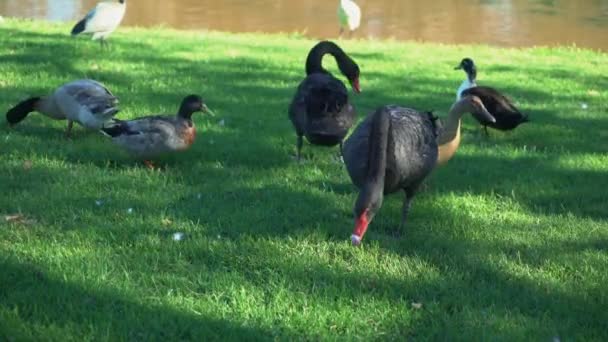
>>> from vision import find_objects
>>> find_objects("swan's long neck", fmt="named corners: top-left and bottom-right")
top-left (437, 103), bottom-right (466, 165)
top-left (352, 108), bottom-right (390, 242)
top-left (305, 41), bottom-right (347, 75)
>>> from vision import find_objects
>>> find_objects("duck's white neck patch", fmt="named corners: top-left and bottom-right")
top-left (456, 78), bottom-right (477, 100)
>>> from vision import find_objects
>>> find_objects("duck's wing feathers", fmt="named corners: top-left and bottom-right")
top-left (101, 116), bottom-right (190, 157)
top-left (56, 80), bottom-right (119, 127)
top-left (462, 86), bottom-right (522, 116)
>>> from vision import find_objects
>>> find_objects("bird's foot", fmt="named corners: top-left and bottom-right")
top-left (143, 160), bottom-right (155, 170)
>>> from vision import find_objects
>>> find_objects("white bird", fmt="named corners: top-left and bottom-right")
top-left (71, 0), bottom-right (127, 47)
top-left (5, 79), bottom-right (120, 137)
top-left (337, 0), bottom-right (361, 37)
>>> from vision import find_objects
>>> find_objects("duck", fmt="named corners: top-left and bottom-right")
top-left (343, 95), bottom-right (495, 246)
top-left (100, 95), bottom-right (214, 168)
top-left (338, 0), bottom-right (361, 37)
top-left (455, 58), bottom-right (529, 135)
top-left (6, 79), bottom-right (119, 137)
top-left (71, 0), bottom-right (127, 47)
top-left (288, 40), bottom-right (360, 161)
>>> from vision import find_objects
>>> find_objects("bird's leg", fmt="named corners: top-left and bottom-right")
top-left (400, 192), bottom-right (413, 228)
top-left (143, 160), bottom-right (155, 170)
top-left (339, 27), bottom-right (344, 38)
top-left (64, 120), bottom-right (74, 138)
top-left (348, 30), bottom-right (353, 39)
top-left (339, 141), bottom-right (344, 157)
top-left (483, 125), bottom-right (489, 138)
top-left (296, 135), bottom-right (303, 162)
top-left (399, 185), bottom-right (420, 235)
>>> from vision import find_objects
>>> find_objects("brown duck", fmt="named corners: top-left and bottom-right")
top-left (100, 95), bottom-right (214, 168)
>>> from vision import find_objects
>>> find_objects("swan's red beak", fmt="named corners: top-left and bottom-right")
top-left (351, 209), bottom-right (369, 246)
top-left (350, 78), bottom-right (361, 93)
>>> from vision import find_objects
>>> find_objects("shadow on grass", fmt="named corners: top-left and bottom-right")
top-left (0, 257), bottom-right (289, 340)
top-left (431, 153), bottom-right (608, 220)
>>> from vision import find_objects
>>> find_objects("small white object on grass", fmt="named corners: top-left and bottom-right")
top-left (127, 208), bottom-right (133, 214)
top-left (581, 103), bottom-right (588, 109)
top-left (172, 232), bottom-right (185, 241)
top-left (351, 234), bottom-right (361, 246)
top-left (197, 193), bottom-right (202, 199)
top-left (95, 200), bottom-right (103, 206)
top-left (219, 119), bottom-right (225, 126)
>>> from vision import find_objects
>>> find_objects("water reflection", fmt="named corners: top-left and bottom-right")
top-left (1, 0), bottom-right (607, 51)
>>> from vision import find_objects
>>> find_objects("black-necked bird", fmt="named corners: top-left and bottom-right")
top-left (71, 0), bottom-right (127, 47)
top-left (343, 96), bottom-right (494, 246)
top-left (288, 41), bottom-right (360, 161)
top-left (6, 79), bottom-right (120, 137)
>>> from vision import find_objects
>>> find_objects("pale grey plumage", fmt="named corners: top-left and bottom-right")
top-left (71, 0), bottom-right (127, 45)
top-left (5, 79), bottom-right (119, 136)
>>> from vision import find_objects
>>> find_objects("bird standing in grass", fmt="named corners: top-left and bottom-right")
top-left (71, 0), bottom-right (127, 48)
top-left (455, 58), bottom-right (529, 135)
top-left (100, 95), bottom-right (215, 169)
top-left (6, 79), bottom-right (120, 138)
top-left (338, 0), bottom-right (361, 38)
top-left (288, 41), bottom-right (360, 161)
top-left (343, 96), bottom-right (495, 246)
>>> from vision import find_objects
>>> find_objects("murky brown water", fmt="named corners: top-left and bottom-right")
top-left (2, 0), bottom-right (608, 51)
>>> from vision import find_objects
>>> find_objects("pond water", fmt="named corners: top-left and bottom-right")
top-left (2, 0), bottom-right (608, 51)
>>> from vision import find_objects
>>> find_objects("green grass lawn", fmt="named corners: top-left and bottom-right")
top-left (1, 18), bottom-right (607, 340)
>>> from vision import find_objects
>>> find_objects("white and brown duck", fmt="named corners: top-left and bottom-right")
top-left (100, 94), bottom-right (214, 168)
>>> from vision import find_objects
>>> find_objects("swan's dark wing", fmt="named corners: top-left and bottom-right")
top-left (289, 73), bottom-right (355, 145)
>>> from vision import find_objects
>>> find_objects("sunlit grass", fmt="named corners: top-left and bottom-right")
top-left (1, 18), bottom-right (607, 340)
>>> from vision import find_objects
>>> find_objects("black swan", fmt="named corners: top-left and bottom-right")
top-left (288, 41), bottom-right (360, 160)
top-left (455, 58), bottom-right (529, 135)
top-left (343, 95), bottom-right (495, 245)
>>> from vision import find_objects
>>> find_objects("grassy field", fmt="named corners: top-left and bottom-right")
top-left (1, 18), bottom-right (607, 340)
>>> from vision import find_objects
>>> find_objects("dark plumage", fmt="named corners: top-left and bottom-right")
top-left (343, 96), bottom-right (496, 245)
top-left (6, 97), bottom-right (41, 125)
top-left (461, 86), bottom-right (529, 132)
top-left (343, 106), bottom-right (440, 246)
top-left (455, 58), bottom-right (529, 134)
top-left (71, 19), bottom-right (87, 35)
top-left (288, 40), bottom-right (360, 160)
